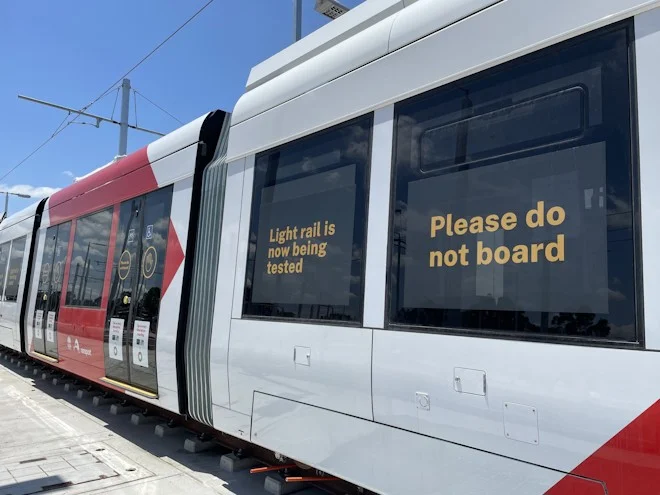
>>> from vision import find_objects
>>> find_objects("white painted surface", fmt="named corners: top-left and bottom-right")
top-left (144, 260), bottom-right (183, 413)
top-left (109, 318), bottom-right (124, 361)
top-left (635, 7), bottom-right (660, 350)
top-left (167, 175), bottom-right (193, 257)
top-left (363, 105), bottom-right (394, 329)
top-left (245, 0), bottom-right (405, 92)
top-left (453, 367), bottom-right (486, 396)
top-left (0, 201), bottom-right (42, 232)
top-left (227, 0), bottom-right (660, 161)
top-left (133, 169), bottom-right (196, 413)
top-left (149, 143), bottom-right (198, 189)
top-left (250, 393), bottom-right (606, 495)
top-left (0, 201), bottom-right (42, 352)
top-left (25, 223), bottom-right (47, 356)
top-left (236, 0), bottom-right (498, 125)
top-left (231, 156), bottom-right (253, 320)
top-left (228, 319), bottom-right (373, 419)
top-left (387, 0), bottom-right (500, 51)
top-left (234, 14), bottom-right (394, 127)
top-left (209, 158), bottom-right (245, 411)
top-left (372, 330), bottom-right (660, 474)
top-left (136, 162), bottom-right (196, 413)
top-left (212, 404), bottom-right (252, 440)
top-left (147, 113), bottom-right (209, 166)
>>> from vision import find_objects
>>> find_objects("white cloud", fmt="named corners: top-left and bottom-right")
top-left (0, 184), bottom-right (60, 198)
top-left (62, 170), bottom-right (75, 179)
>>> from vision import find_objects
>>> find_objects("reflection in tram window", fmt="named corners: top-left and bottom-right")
top-left (4, 236), bottom-right (26, 302)
top-left (0, 242), bottom-right (10, 299)
top-left (243, 116), bottom-right (372, 323)
top-left (389, 25), bottom-right (639, 343)
top-left (33, 221), bottom-right (71, 358)
top-left (104, 186), bottom-right (173, 393)
top-left (66, 208), bottom-right (113, 308)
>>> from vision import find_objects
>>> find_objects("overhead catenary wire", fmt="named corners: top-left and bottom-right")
top-left (133, 89), bottom-right (184, 125)
top-left (133, 89), bottom-right (139, 127)
top-left (110, 87), bottom-right (121, 121)
top-left (0, 86), bottom-right (118, 182)
top-left (2, 0), bottom-right (216, 184)
top-left (51, 111), bottom-right (73, 137)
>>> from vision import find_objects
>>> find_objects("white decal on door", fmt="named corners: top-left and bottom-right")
top-left (109, 318), bottom-right (124, 361)
top-left (132, 320), bottom-right (149, 368)
top-left (34, 310), bottom-right (43, 339)
top-left (46, 311), bottom-right (56, 343)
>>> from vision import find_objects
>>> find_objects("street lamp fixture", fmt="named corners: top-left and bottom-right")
top-left (314, 0), bottom-right (351, 19)
top-left (294, 0), bottom-right (352, 42)
top-left (0, 191), bottom-right (31, 222)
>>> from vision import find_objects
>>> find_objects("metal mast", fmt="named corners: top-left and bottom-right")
top-left (118, 78), bottom-right (131, 157)
top-left (18, 80), bottom-right (164, 162)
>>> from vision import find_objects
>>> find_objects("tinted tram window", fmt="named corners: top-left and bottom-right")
top-left (0, 242), bottom-right (10, 298)
top-left (243, 116), bottom-right (372, 323)
top-left (36, 227), bottom-right (58, 310)
top-left (4, 237), bottom-right (26, 302)
top-left (66, 208), bottom-right (113, 308)
top-left (49, 223), bottom-right (71, 308)
top-left (390, 24), bottom-right (639, 343)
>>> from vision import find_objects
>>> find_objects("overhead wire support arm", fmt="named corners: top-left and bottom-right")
top-left (4, 0), bottom-right (215, 182)
top-left (17, 94), bottom-right (165, 137)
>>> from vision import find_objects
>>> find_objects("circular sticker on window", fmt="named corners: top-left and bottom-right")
top-left (41, 263), bottom-right (51, 284)
top-left (118, 250), bottom-right (131, 281)
top-left (142, 246), bottom-right (157, 279)
top-left (52, 261), bottom-right (62, 284)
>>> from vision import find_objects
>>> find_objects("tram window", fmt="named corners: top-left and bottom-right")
top-left (0, 242), bottom-right (10, 299)
top-left (36, 226), bottom-right (58, 309)
top-left (4, 237), bottom-right (26, 302)
top-left (243, 115), bottom-right (372, 323)
top-left (389, 24), bottom-right (639, 343)
top-left (66, 208), bottom-right (113, 308)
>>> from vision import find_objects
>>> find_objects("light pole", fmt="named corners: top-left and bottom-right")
top-left (1, 192), bottom-right (31, 222)
top-left (294, 0), bottom-right (352, 42)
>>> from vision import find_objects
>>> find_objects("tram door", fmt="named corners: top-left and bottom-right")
top-left (104, 187), bottom-right (173, 394)
top-left (33, 223), bottom-right (71, 358)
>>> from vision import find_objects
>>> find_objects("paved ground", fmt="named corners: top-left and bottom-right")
top-left (0, 354), bottom-right (325, 495)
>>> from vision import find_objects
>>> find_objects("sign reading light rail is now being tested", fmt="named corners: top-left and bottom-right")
top-left (251, 185), bottom-right (355, 306)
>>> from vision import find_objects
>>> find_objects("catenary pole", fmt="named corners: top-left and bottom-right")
top-left (118, 78), bottom-right (131, 157)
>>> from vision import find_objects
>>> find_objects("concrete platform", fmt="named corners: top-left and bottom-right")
top-left (0, 359), bottom-right (326, 495)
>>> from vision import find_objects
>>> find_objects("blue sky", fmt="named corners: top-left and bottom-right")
top-left (0, 0), bottom-right (363, 215)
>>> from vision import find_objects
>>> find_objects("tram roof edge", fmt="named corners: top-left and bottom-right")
top-left (245, 0), bottom-right (414, 92)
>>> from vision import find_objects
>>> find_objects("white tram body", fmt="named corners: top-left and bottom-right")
top-left (5, 1), bottom-right (660, 494)
top-left (206, 0), bottom-right (660, 493)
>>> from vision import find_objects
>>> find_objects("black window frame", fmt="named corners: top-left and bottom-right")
top-left (242, 114), bottom-right (374, 326)
top-left (0, 241), bottom-right (11, 301)
top-left (4, 236), bottom-right (27, 303)
top-left (385, 20), bottom-right (644, 349)
top-left (65, 207), bottom-right (114, 309)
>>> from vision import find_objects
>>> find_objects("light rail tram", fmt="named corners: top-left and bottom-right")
top-left (2, 0), bottom-right (660, 493)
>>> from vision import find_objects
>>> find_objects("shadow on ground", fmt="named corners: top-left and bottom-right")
top-left (0, 352), bottom-right (295, 495)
